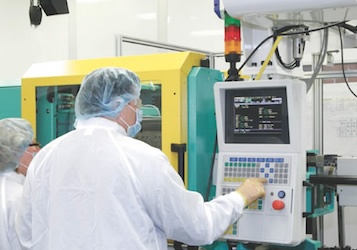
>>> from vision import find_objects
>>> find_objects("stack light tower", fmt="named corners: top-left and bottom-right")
top-left (224, 12), bottom-right (242, 81)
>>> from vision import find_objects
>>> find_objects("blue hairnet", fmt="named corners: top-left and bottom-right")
top-left (0, 118), bottom-right (34, 172)
top-left (75, 67), bottom-right (141, 120)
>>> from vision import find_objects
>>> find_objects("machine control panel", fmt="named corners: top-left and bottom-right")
top-left (213, 80), bottom-right (306, 246)
top-left (216, 152), bottom-right (303, 245)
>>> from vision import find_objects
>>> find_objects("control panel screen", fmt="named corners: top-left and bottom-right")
top-left (225, 87), bottom-right (290, 144)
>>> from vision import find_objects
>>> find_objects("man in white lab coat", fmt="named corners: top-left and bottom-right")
top-left (0, 118), bottom-right (36, 250)
top-left (16, 67), bottom-right (266, 250)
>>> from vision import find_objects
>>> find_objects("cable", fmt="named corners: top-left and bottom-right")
top-left (273, 25), bottom-right (307, 70)
top-left (279, 21), bottom-right (347, 36)
top-left (306, 27), bottom-right (329, 92)
top-left (337, 26), bottom-right (357, 98)
top-left (275, 46), bottom-right (298, 70)
top-left (237, 21), bottom-right (347, 75)
top-left (237, 35), bottom-right (274, 75)
top-left (237, 25), bottom-right (305, 74)
top-left (255, 36), bottom-right (283, 80)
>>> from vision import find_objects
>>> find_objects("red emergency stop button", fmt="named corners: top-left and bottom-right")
top-left (272, 200), bottom-right (285, 210)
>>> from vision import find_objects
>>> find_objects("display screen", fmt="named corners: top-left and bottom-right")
top-left (225, 87), bottom-right (290, 144)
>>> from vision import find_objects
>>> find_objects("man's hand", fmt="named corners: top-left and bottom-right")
top-left (235, 178), bottom-right (267, 206)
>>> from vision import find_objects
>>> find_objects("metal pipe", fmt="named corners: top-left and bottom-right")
top-left (311, 53), bottom-right (324, 245)
top-left (114, 35), bottom-right (225, 69)
top-left (312, 53), bottom-right (324, 154)
top-left (115, 35), bottom-right (123, 57)
top-left (309, 175), bottom-right (357, 185)
top-left (304, 70), bottom-right (357, 79)
top-left (120, 35), bottom-right (214, 55)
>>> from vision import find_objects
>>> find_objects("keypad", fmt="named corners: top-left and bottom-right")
top-left (220, 155), bottom-right (290, 216)
top-left (222, 157), bottom-right (290, 185)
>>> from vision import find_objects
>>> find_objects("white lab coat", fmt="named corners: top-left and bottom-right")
top-left (16, 117), bottom-right (245, 250)
top-left (0, 171), bottom-right (25, 250)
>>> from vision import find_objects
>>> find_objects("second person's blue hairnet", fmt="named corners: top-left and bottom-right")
top-left (75, 67), bottom-right (141, 120)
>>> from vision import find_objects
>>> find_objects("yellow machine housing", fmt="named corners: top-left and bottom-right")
top-left (21, 52), bottom-right (206, 183)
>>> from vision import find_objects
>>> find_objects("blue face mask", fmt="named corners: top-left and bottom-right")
top-left (120, 105), bottom-right (142, 137)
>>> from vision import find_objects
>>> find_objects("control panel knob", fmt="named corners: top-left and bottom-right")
top-left (278, 191), bottom-right (286, 198)
top-left (272, 200), bottom-right (285, 210)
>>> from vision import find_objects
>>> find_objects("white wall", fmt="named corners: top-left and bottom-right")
top-left (76, 0), bottom-right (159, 59)
top-left (1, 0), bottom-right (357, 248)
top-left (0, 0), bottom-right (224, 83)
top-left (0, 0), bottom-right (69, 82)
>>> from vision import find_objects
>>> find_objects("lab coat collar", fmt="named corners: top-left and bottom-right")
top-left (75, 117), bottom-right (127, 136)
